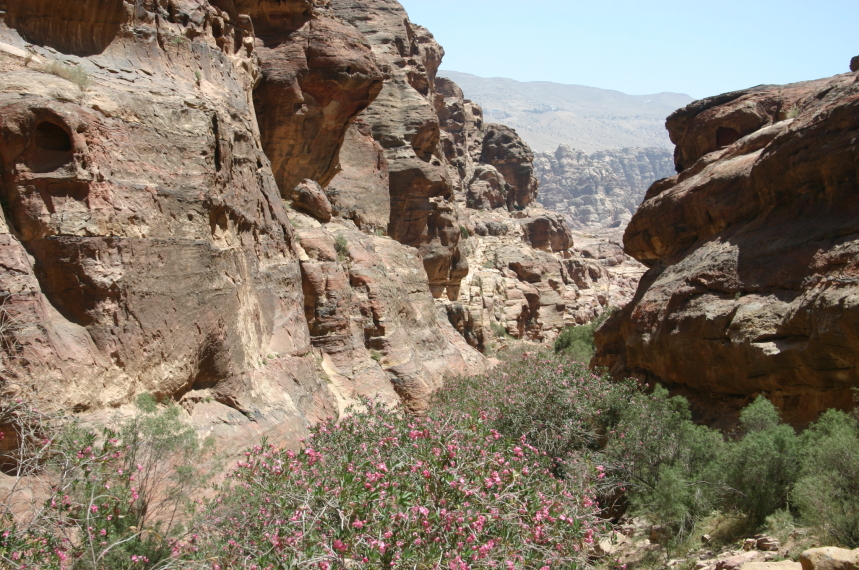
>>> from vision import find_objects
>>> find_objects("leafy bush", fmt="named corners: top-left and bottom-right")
top-left (435, 351), bottom-right (634, 466)
top-left (602, 386), bottom-right (725, 533)
top-left (720, 397), bottom-right (799, 524)
top-left (334, 234), bottom-right (349, 262)
top-left (0, 395), bottom-right (213, 569)
top-left (489, 322), bottom-right (509, 339)
top-left (200, 398), bottom-right (601, 569)
top-left (792, 409), bottom-right (859, 547)
top-left (554, 308), bottom-right (616, 363)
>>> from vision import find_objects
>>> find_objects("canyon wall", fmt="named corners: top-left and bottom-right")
top-left (535, 145), bottom-right (675, 229)
top-left (595, 64), bottom-right (859, 425)
top-left (0, 0), bottom-right (485, 448)
top-left (0, 0), bottom-right (638, 447)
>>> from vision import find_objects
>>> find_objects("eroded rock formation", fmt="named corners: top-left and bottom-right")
top-left (535, 145), bottom-right (675, 229)
top-left (0, 0), bottom-right (639, 448)
top-left (0, 0), bottom-right (484, 445)
top-left (595, 64), bottom-right (859, 425)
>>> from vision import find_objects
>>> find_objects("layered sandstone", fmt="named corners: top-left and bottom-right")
top-left (535, 145), bottom-right (675, 229)
top-left (0, 0), bottom-right (484, 446)
top-left (428, 81), bottom-right (643, 346)
top-left (595, 64), bottom-right (859, 425)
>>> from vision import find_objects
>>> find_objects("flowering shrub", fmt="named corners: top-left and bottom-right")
top-left (435, 351), bottom-right (636, 464)
top-left (0, 396), bottom-right (212, 570)
top-left (200, 399), bottom-right (603, 569)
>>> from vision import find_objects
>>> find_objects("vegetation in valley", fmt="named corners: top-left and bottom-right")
top-left (553, 307), bottom-right (617, 363)
top-left (2, 336), bottom-right (859, 568)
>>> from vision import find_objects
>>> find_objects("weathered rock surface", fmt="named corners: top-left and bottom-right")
top-left (535, 145), bottom-right (675, 229)
top-left (293, 215), bottom-right (482, 414)
top-left (329, 0), bottom-right (468, 301)
top-left (595, 66), bottom-right (859, 425)
top-left (324, 118), bottom-right (390, 232)
top-left (799, 547), bottom-right (859, 570)
top-left (250, 3), bottom-right (384, 194)
top-left (0, 0), bottom-right (485, 446)
top-left (450, 208), bottom-right (642, 346)
top-left (291, 179), bottom-right (333, 222)
top-left (481, 124), bottom-right (538, 210)
top-left (0, 0), bottom-right (640, 453)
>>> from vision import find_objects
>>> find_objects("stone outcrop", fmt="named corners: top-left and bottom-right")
top-left (0, 0), bottom-right (641, 451)
top-left (0, 0), bottom-right (485, 446)
top-left (329, 0), bottom-right (468, 301)
top-left (535, 145), bottom-right (675, 229)
top-left (595, 63), bottom-right (859, 425)
top-left (799, 547), bottom-right (859, 570)
top-left (480, 124), bottom-right (539, 209)
top-left (450, 208), bottom-right (642, 345)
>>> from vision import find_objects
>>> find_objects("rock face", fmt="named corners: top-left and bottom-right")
top-left (799, 547), bottom-right (859, 570)
top-left (595, 65), bottom-right (859, 425)
top-left (480, 124), bottom-right (539, 210)
top-left (329, 0), bottom-right (468, 301)
top-left (426, 72), bottom-right (643, 346)
top-left (0, 0), bottom-right (639, 447)
top-left (535, 145), bottom-right (675, 229)
top-left (0, 0), bottom-right (485, 445)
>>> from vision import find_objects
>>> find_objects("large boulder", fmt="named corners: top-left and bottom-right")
top-left (799, 548), bottom-right (859, 570)
top-left (480, 124), bottom-right (539, 209)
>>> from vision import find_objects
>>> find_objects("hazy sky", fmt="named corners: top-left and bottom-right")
top-left (399, 0), bottom-right (859, 99)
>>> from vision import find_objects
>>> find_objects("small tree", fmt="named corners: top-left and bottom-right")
top-left (792, 409), bottom-right (859, 547)
top-left (720, 397), bottom-right (799, 524)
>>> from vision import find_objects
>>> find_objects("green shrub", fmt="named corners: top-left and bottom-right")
top-left (603, 385), bottom-right (725, 533)
top-left (436, 351), bottom-right (636, 473)
top-left (334, 234), bottom-right (349, 261)
top-left (554, 307), bottom-right (617, 363)
top-left (0, 395), bottom-right (213, 569)
top-left (200, 398), bottom-right (601, 569)
top-left (720, 397), bottom-right (799, 524)
top-left (459, 225), bottom-right (471, 239)
top-left (792, 409), bottom-right (859, 547)
top-left (489, 322), bottom-right (509, 338)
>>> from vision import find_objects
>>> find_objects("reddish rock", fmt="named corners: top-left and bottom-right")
top-left (325, 119), bottom-right (390, 232)
top-left (252, 10), bottom-right (384, 194)
top-left (467, 165), bottom-right (508, 210)
top-left (291, 179), bottom-right (333, 222)
top-left (0, 0), bottom-right (487, 449)
top-left (595, 70), bottom-right (859, 425)
top-left (329, 0), bottom-right (468, 300)
top-left (297, 223), bottom-right (485, 413)
top-left (517, 212), bottom-right (574, 252)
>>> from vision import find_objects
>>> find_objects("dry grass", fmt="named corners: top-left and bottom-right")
top-left (43, 60), bottom-right (91, 92)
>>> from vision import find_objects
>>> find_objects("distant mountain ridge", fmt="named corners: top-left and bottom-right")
top-left (440, 70), bottom-right (694, 153)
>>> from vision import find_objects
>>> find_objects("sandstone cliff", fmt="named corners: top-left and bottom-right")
top-left (0, 0), bottom-right (489, 447)
top-left (429, 78), bottom-right (642, 345)
top-left (595, 63), bottom-right (859, 425)
top-left (0, 0), bottom-right (637, 448)
top-left (535, 145), bottom-right (675, 229)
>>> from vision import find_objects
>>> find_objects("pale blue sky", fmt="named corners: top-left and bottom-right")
top-left (400, 0), bottom-right (859, 99)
